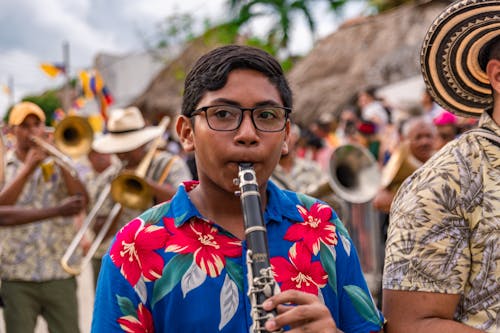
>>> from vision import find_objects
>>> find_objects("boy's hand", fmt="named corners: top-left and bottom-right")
top-left (263, 289), bottom-right (339, 333)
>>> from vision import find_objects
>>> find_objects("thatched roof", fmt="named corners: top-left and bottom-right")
top-left (287, 0), bottom-right (449, 125)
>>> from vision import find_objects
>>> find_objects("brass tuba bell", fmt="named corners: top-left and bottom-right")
top-left (328, 143), bottom-right (381, 204)
top-left (380, 142), bottom-right (422, 193)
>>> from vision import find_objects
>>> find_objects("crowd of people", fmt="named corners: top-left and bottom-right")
top-left (0, 0), bottom-right (498, 332)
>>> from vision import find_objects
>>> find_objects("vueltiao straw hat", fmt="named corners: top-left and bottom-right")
top-left (420, 0), bottom-right (500, 117)
top-left (92, 107), bottom-right (164, 154)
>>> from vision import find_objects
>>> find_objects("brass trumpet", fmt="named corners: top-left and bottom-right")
top-left (110, 116), bottom-right (170, 210)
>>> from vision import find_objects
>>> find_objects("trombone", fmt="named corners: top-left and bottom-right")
top-left (61, 183), bottom-right (122, 275)
top-left (60, 116), bottom-right (169, 274)
top-left (110, 116), bottom-right (170, 210)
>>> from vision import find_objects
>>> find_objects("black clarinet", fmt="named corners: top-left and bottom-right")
top-left (235, 163), bottom-right (283, 333)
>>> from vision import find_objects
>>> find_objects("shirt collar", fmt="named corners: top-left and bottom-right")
top-left (170, 180), bottom-right (303, 228)
top-left (479, 108), bottom-right (500, 136)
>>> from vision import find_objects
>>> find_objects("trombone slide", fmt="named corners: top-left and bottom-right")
top-left (31, 136), bottom-right (78, 178)
top-left (61, 184), bottom-right (121, 275)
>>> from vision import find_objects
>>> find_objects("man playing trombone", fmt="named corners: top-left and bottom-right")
top-left (85, 106), bottom-right (192, 284)
top-left (0, 101), bottom-right (88, 333)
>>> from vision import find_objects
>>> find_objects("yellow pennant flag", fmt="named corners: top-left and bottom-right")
top-left (40, 63), bottom-right (64, 78)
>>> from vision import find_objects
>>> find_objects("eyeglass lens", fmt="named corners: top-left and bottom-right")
top-left (204, 105), bottom-right (287, 131)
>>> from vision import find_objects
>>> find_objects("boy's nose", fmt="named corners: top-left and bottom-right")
top-left (234, 113), bottom-right (259, 145)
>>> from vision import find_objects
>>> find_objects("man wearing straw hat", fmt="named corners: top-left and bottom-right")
top-left (89, 106), bottom-right (192, 284)
top-left (382, 1), bottom-right (500, 332)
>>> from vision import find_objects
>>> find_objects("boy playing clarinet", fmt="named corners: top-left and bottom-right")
top-left (92, 45), bottom-right (384, 333)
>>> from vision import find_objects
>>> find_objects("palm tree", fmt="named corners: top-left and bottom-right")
top-left (227, 0), bottom-right (348, 52)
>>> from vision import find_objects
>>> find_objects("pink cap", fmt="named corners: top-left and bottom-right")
top-left (433, 111), bottom-right (457, 126)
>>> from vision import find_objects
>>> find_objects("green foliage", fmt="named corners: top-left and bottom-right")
top-left (227, 0), bottom-right (349, 54)
top-left (152, 12), bottom-right (197, 50)
top-left (22, 90), bottom-right (62, 125)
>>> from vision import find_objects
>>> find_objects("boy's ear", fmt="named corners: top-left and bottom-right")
top-left (487, 59), bottom-right (500, 97)
top-left (176, 115), bottom-right (195, 152)
top-left (281, 120), bottom-right (291, 155)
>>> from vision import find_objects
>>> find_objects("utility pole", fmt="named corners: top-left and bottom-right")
top-left (62, 41), bottom-right (71, 112)
top-left (7, 75), bottom-right (14, 106)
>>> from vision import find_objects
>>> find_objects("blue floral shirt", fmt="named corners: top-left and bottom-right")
top-left (92, 180), bottom-right (384, 332)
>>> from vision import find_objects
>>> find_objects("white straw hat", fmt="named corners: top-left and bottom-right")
top-left (92, 107), bottom-right (163, 154)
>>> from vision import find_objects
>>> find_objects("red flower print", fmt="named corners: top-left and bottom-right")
top-left (117, 303), bottom-right (154, 333)
top-left (270, 242), bottom-right (328, 295)
top-left (285, 202), bottom-right (337, 255)
top-left (110, 218), bottom-right (168, 286)
top-left (182, 180), bottom-right (199, 192)
top-left (164, 217), bottom-right (242, 277)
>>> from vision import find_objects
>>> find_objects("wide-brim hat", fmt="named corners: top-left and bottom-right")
top-left (421, 0), bottom-right (500, 117)
top-left (92, 106), bottom-right (164, 154)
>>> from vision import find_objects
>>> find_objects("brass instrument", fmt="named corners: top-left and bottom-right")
top-left (31, 115), bottom-right (93, 178)
top-left (54, 115), bottom-right (93, 159)
top-left (307, 144), bottom-right (381, 204)
top-left (380, 142), bottom-right (422, 193)
top-left (31, 136), bottom-right (78, 178)
top-left (110, 116), bottom-right (170, 210)
top-left (307, 144), bottom-right (383, 293)
top-left (61, 183), bottom-right (122, 275)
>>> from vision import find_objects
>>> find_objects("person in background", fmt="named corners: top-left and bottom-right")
top-left (373, 116), bottom-right (436, 215)
top-left (421, 88), bottom-right (444, 122)
top-left (433, 110), bottom-right (460, 151)
top-left (270, 123), bottom-right (327, 193)
top-left (0, 101), bottom-right (88, 333)
top-left (92, 45), bottom-right (384, 332)
top-left (335, 106), bottom-right (363, 145)
top-left (383, 1), bottom-right (500, 331)
top-left (88, 107), bottom-right (193, 285)
top-left (307, 113), bottom-right (339, 172)
top-left (357, 86), bottom-right (390, 130)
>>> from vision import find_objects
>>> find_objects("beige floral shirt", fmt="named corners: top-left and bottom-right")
top-left (383, 110), bottom-right (500, 331)
top-left (0, 152), bottom-right (80, 281)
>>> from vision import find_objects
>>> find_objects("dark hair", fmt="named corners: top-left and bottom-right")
top-left (181, 45), bottom-right (293, 116)
top-left (479, 35), bottom-right (500, 70)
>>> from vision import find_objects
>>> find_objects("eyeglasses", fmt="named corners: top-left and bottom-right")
top-left (190, 105), bottom-right (291, 132)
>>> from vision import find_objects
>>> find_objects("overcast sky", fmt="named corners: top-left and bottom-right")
top-left (0, 0), bottom-right (360, 118)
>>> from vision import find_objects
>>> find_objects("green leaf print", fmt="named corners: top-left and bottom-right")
top-left (296, 192), bottom-right (317, 210)
top-left (225, 259), bottom-right (244, 292)
top-left (333, 217), bottom-right (350, 239)
top-left (319, 241), bottom-right (337, 293)
top-left (116, 295), bottom-right (136, 317)
top-left (140, 201), bottom-right (171, 224)
top-left (152, 253), bottom-right (193, 306)
top-left (174, 211), bottom-right (189, 227)
top-left (343, 285), bottom-right (382, 326)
